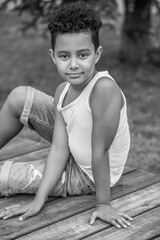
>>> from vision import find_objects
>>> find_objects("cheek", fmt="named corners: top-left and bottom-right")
top-left (56, 61), bottom-right (66, 72)
top-left (56, 68), bottom-right (65, 77)
top-left (83, 58), bottom-right (96, 70)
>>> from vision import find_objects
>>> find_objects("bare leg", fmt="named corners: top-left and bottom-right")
top-left (0, 86), bottom-right (27, 150)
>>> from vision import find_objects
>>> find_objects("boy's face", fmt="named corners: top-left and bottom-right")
top-left (50, 32), bottom-right (102, 87)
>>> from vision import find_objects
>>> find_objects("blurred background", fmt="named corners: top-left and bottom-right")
top-left (0, 0), bottom-right (160, 173)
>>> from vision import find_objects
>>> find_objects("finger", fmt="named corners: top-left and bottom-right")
top-left (2, 208), bottom-right (23, 220)
top-left (0, 211), bottom-right (5, 218)
top-left (110, 219), bottom-right (121, 229)
top-left (116, 217), bottom-right (128, 228)
top-left (90, 211), bottom-right (97, 225)
top-left (5, 205), bottom-right (21, 210)
top-left (0, 205), bottom-right (21, 219)
top-left (0, 209), bottom-right (16, 219)
top-left (4, 206), bottom-right (21, 214)
top-left (120, 213), bottom-right (133, 221)
top-left (121, 217), bottom-right (132, 227)
top-left (2, 205), bottom-right (29, 220)
top-left (19, 209), bottom-right (38, 221)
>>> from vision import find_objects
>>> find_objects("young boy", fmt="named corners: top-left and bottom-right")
top-left (0, 2), bottom-right (132, 228)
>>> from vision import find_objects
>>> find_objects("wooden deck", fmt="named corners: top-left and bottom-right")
top-left (0, 136), bottom-right (160, 240)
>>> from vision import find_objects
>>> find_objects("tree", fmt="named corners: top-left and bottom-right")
top-left (0, 0), bottom-right (118, 34)
top-left (0, 0), bottom-right (160, 64)
top-left (120, 0), bottom-right (160, 64)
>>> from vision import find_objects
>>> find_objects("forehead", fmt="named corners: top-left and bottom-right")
top-left (54, 32), bottom-right (94, 52)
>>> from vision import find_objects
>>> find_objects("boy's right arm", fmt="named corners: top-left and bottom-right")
top-left (0, 83), bottom-right (70, 221)
top-left (34, 83), bottom-right (70, 204)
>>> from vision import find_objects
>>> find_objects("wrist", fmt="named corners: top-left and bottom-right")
top-left (96, 202), bottom-right (111, 207)
top-left (34, 193), bottom-right (47, 205)
top-left (95, 193), bottom-right (111, 207)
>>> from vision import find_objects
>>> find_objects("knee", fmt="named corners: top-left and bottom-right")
top-left (6, 86), bottom-right (27, 117)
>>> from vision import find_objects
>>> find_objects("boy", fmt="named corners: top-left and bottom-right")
top-left (0, 2), bottom-right (132, 228)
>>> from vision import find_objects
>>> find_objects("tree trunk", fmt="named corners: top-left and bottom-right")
top-left (120, 0), bottom-right (152, 64)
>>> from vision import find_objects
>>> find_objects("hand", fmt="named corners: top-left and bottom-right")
top-left (90, 204), bottom-right (133, 229)
top-left (0, 198), bottom-right (44, 221)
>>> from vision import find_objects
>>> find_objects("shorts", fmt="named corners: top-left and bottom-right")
top-left (20, 86), bottom-right (55, 143)
top-left (15, 86), bottom-right (95, 197)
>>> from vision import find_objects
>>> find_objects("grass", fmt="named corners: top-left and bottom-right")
top-left (0, 11), bottom-right (160, 174)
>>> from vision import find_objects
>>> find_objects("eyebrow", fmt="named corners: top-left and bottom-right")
top-left (77, 49), bottom-right (90, 52)
top-left (57, 51), bottom-right (69, 54)
top-left (57, 49), bottom-right (90, 54)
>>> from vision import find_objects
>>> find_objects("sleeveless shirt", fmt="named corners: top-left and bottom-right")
top-left (57, 71), bottom-right (130, 186)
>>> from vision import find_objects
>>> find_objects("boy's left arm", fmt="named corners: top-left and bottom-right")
top-left (90, 78), bottom-right (133, 229)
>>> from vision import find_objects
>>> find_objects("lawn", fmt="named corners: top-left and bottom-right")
top-left (0, 11), bottom-right (160, 173)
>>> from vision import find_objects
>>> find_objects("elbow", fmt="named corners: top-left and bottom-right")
top-left (92, 147), bottom-right (108, 159)
top-left (92, 142), bottom-right (110, 159)
top-left (92, 148), bottom-right (109, 165)
top-left (92, 152), bottom-right (106, 163)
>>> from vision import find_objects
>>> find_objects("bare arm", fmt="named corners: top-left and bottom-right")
top-left (35, 84), bottom-right (69, 202)
top-left (90, 78), bottom-right (133, 228)
top-left (91, 78), bottom-right (121, 205)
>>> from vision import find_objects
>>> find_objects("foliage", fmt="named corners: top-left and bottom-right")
top-left (0, 0), bottom-right (118, 34)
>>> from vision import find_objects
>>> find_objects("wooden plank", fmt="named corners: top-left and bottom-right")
top-left (122, 166), bottom-right (135, 175)
top-left (0, 138), bottom-right (36, 155)
top-left (0, 170), bottom-right (160, 239)
top-left (0, 138), bottom-right (50, 161)
top-left (0, 195), bottom-right (57, 210)
top-left (0, 195), bottom-right (35, 208)
top-left (0, 147), bottom-right (50, 164)
top-left (110, 169), bottom-right (160, 197)
top-left (14, 182), bottom-right (160, 240)
top-left (85, 206), bottom-right (160, 240)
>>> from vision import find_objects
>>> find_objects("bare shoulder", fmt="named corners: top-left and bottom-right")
top-left (92, 77), bottom-right (121, 98)
top-left (90, 77), bottom-right (122, 106)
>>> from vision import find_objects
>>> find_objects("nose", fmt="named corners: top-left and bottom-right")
top-left (69, 57), bottom-right (79, 69)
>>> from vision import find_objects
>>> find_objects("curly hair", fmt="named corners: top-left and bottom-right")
top-left (48, 1), bottom-right (102, 51)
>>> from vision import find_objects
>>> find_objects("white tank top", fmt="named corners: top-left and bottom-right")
top-left (57, 71), bottom-right (130, 186)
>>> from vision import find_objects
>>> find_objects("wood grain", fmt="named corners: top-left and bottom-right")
top-left (85, 206), bottom-right (160, 240)
top-left (15, 182), bottom-right (160, 240)
top-left (0, 138), bottom-right (49, 161)
top-left (0, 138), bottom-right (159, 240)
top-left (0, 170), bottom-right (160, 240)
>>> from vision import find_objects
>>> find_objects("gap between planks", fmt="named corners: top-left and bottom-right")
top-left (0, 137), bottom-right (50, 161)
top-left (14, 182), bottom-right (160, 240)
top-left (0, 169), bottom-right (160, 240)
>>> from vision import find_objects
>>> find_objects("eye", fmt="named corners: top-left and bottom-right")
top-left (58, 54), bottom-right (69, 60)
top-left (79, 53), bottom-right (89, 59)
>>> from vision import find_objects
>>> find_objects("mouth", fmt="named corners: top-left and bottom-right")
top-left (66, 73), bottom-right (83, 78)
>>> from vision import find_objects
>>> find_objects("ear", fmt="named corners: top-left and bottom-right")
top-left (95, 46), bottom-right (103, 64)
top-left (48, 48), bottom-right (56, 64)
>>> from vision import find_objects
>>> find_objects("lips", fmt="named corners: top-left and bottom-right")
top-left (66, 73), bottom-right (82, 75)
top-left (66, 73), bottom-right (83, 78)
